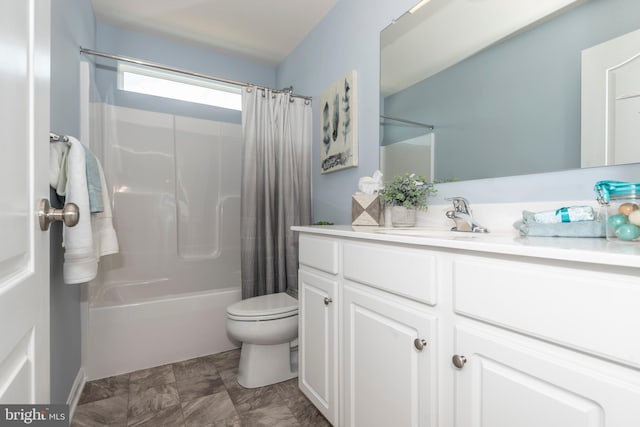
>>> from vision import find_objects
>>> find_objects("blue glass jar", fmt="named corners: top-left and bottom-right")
top-left (595, 180), bottom-right (640, 241)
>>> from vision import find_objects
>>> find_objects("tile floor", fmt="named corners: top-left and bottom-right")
top-left (71, 349), bottom-right (330, 426)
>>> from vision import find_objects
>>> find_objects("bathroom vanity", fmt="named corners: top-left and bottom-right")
top-left (293, 223), bottom-right (640, 427)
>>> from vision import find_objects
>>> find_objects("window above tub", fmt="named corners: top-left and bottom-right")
top-left (117, 62), bottom-right (242, 111)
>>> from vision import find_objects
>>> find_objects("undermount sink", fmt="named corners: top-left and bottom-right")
top-left (373, 227), bottom-right (487, 238)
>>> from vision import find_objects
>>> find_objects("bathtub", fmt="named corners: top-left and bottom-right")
top-left (81, 104), bottom-right (245, 380)
top-left (86, 281), bottom-right (241, 380)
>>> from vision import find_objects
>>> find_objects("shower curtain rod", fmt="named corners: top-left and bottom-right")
top-left (79, 47), bottom-right (312, 101)
top-left (380, 115), bottom-right (434, 130)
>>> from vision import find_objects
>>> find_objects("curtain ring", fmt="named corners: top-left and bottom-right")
top-left (305, 99), bottom-right (310, 105)
top-left (272, 93), bottom-right (276, 99)
top-left (246, 87), bottom-right (252, 93)
top-left (289, 97), bottom-right (294, 103)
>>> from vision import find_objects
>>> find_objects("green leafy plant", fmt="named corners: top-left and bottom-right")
top-left (380, 173), bottom-right (437, 209)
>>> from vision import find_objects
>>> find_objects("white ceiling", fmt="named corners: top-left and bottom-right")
top-left (90, 0), bottom-right (338, 66)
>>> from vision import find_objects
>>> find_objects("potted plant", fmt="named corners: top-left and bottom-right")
top-left (380, 173), bottom-right (437, 227)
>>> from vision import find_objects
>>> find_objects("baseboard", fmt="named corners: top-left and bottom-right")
top-left (67, 367), bottom-right (86, 421)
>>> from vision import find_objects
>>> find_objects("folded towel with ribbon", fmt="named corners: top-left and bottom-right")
top-left (514, 219), bottom-right (605, 237)
top-left (515, 205), bottom-right (604, 237)
top-left (523, 206), bottom-right (595, 224)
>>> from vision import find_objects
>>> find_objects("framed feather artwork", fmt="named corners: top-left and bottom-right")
top-left (320, 70), bottom-right (358, 173)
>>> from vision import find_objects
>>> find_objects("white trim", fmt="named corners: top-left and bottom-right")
top-left (67, 367), bottom-right (86, 421)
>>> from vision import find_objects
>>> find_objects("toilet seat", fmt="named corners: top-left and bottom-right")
top-left (227, 292), bottom-right (298, 321)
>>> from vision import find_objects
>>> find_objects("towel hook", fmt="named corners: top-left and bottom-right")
top-left (49, 132), bottom-right (69, 143)
top-left (38, 199), bottom-right (80, 231)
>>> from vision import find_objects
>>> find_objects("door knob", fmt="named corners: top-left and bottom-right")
top-left (38, 199), bottom-right (80, 231)
top-left (414, 338), bottom-right (427, 351)
top-left (452, 354), bottom-right (467, 369)
top-left (324, 297), bottom-right (333, 306)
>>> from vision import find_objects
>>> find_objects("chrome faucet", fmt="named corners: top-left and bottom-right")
top-left (445, 197), bottom-right (489, 233)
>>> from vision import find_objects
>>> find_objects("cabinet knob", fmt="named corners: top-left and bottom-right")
top-left (452, 354), bottom-right (467, 369)
top-left (324, 297), bottom-right (333, 306)
top-left (414, 338), bottom-right (427, 351)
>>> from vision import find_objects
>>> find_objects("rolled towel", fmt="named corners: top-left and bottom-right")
top-left (523, 206), bottom-right (595, 224)
top-left (514, 219), bottom-right (605, 237)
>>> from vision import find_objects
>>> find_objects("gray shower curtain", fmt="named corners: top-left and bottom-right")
top-left (240, 87), bottom-right (312, 299)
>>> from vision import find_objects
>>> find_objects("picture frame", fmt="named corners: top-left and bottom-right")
top-left (320, 70), bottom-right (358, 173)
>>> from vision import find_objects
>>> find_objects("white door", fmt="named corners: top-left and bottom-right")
top-left (342, 282), bottom-right (438, 427)
top-left (453, 322), bottom-right (640, 427)
top-left (581, 27), bottom-right (640, 167)
top-left (0, 0), bottom-right (51, 403)
top-left (298, 268), bottom-right (339, 425)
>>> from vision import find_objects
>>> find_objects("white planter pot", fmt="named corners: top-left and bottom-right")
top-left (391, 206), bottom-right (417, 227)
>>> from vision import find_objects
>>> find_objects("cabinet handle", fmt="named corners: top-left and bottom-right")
top-left (414, 338), bottom-right (427, 351)
top-left (324, 297), bottom-right (333, 305)
top-left (452, 354), bottom-right (467, 369)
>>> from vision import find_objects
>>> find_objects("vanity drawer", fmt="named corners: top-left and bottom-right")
top-left (453, 255), bottom-right (640, 367)
top-left (299, 234), bottom-right (339, 275)
top-left (343, 241), bottom-right (438, 305)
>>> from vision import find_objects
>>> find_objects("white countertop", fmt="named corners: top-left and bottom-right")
top-left (293, 201), bottom-right (640, 269)
top-left (291, 224), bottom-right (640, 270)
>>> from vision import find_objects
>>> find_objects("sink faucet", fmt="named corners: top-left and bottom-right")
top-left (445, 197), bottom-right (489, 233)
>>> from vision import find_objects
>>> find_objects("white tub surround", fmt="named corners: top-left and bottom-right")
top-left (293, 203), bottom-right (640, 426)
top-left (82, 105), bottom-right (243, 379)
top-left (91, 105), bottom-right (242, 300)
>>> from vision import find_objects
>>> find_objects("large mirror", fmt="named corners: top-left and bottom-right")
top-left (380, 0), bottom-right (640, 182)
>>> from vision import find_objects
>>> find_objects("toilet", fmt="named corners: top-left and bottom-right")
top-left (226, 292), bottom-right (298, 388)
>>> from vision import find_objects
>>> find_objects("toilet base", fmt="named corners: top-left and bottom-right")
top-left (237, 342), bottom-right (298, 388)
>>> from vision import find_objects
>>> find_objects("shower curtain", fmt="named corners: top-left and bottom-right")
top-left (240, 88), bottom-right (312, 299)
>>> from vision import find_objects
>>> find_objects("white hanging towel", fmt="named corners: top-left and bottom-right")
top-left (61, 136), bottom-right (118, 284)
top-left (49, 139), bottom-right (69, 195)
top-left (91, 161), bottom-right (119, 258)
top-left (62, 136), bottom-right (96, 284)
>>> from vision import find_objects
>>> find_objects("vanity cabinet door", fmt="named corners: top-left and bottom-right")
top-left (453, 321), bottom-right (640, 427)
top-left (342, 281), bottom-right (438, 427)
top-left (299, 268), bottom-right (339, 425)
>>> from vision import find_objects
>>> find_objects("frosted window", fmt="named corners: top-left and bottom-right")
top-left (118, 63), bottom-right (242, 111)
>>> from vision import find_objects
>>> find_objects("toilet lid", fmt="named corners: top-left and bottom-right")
top-left (227, 292), bottom-right (298, 320)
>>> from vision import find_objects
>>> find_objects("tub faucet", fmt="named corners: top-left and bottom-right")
top-left (445, 197), bottom-right (489, 233)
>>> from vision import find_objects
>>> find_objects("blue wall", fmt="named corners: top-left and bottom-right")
top-left (94, 23), bottom-right (277, 123)
top-left (384, 0), bottom-right (640, 182)
top-left (278, 0), bottom-right (640, 224)
top-left (277, 0), bottom-right (417, 223)
top-left (50, 0), bottom-right (96, 403)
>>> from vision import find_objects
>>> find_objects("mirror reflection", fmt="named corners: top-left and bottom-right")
top-left (380, 0), bottom-right (640, 182)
